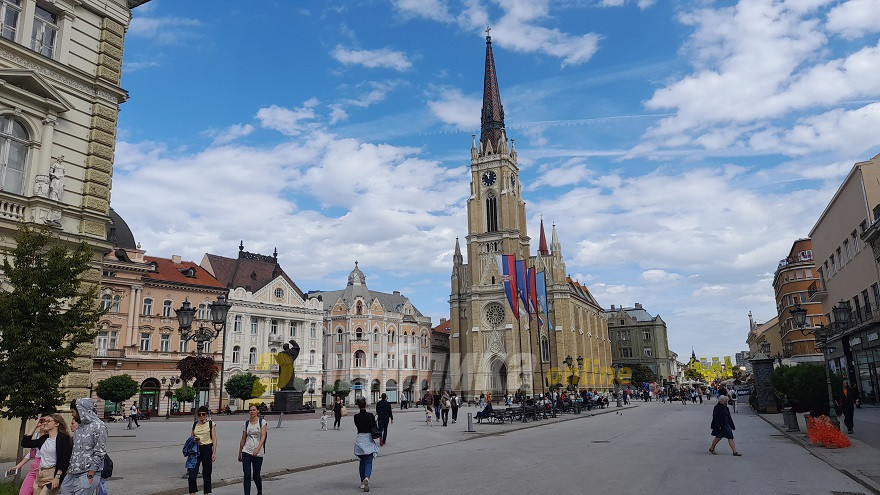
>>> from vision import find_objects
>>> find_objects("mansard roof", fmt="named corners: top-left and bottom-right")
top-left (310, 264), bottom-right (425, 318)
top-left (204, 244), bottom-right (304, 298)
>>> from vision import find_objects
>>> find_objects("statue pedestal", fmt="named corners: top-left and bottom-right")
top-left (273, 390), bottom-right (304, 413)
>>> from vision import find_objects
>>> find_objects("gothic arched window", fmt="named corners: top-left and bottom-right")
top-left (485, 193), bottom-right (498, 232)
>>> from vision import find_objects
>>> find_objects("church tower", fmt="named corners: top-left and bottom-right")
top-left (450, 32), bottom-right (533, 397)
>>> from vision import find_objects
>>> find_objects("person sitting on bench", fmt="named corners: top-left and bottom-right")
top-left (475, 402), bottom-right (495, 422)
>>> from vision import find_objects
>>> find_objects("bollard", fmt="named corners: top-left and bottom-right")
top-left (276, 412), bottom-right (284, 428)
top-left (467, 412), bottom-right (474, 432)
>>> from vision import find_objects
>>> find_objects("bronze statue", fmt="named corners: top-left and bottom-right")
top-left (275, 340), bottom-right (300, 390)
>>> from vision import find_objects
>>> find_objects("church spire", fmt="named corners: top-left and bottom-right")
top-left (538, 216), bottom-right (549, 256)
top-left (453, 237), bottom-right (463, 265)
top-left (550, 222), bottom-right (562, 253)
top-left (480, 27), bottom-right (505, 155)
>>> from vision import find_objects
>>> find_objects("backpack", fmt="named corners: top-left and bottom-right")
top-left (245, 418), bottom-right (268, 452)
top-left (100, 454), bottom-right (113, 479)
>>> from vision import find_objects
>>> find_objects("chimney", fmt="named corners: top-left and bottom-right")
top-left (440, 318), bottom-right (447, 323)
top-left (635, 303), bottom-right (642, 309)
top-left (393, 291), bottom-right (400, 296)
top-left (610, 305), bottom-right (615, 311)
top-left (172, 255), bottom-right (182, 264)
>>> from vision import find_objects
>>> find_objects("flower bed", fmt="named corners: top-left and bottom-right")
top-left (806, 415), bottom-right (851, 449)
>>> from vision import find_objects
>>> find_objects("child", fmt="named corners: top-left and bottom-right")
top-left (320, 410), bottom-right (329, 431)
top-left (425, 406), bottom-right (433, 427)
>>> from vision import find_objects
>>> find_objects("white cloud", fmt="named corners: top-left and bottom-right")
top-left (255, 99), bottom-right (320, 136)
top-left (391, 0), bottom-right (453, 21)
top-left (128, 16), bottom-right (201, 44)
top-left (527, 161), bottom-right (593, 190)
top-left (826, 0), bottom-right (880, 39)
top-left (204, 124), bottom-right (255, 145)
top-left (123, 60), bottom-right (162, 72)
top-left (427, 87), bottom-right (481, 129)
top-left (328, 104), bottom-right (349, 124)
top-left (331, 46), bottom-right (413, 71)
top-left (641, 269), bottom-right (682, 283)
top-left (599, 0), bottom-right (656, 8)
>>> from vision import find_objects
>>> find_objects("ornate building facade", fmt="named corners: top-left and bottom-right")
top-left (202, 243), bottom-right (324, 409)
top-left (91, 210), bottom-right (228, 416)
top-left (311, 263), bottom-right (432, 406)
top-left (449, 36), bottom-right (612, 398)
top-left (0, 0), bottom-right (149, 457)
top-left (603, 303), bottom-right (673, 384)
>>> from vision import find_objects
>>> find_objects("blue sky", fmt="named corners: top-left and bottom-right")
top-left (112, 0), bottom-right (880, 359)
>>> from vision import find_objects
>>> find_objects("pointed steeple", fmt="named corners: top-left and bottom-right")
top-left (480, 28), bottom-right (505, 155)
top-left (538, 216), bottom-right (549, 256)
top-left (550, 222), bottom-right (562, 253)
top-left (453, 237), bottom-right (463, 265)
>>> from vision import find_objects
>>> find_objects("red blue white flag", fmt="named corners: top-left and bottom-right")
top-left (497, 254), bottom-right (519, 320)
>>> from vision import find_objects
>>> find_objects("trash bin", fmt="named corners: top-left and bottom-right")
top-left (782, 408), bottom-right (798, 432)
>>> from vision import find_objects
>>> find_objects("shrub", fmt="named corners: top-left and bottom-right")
top-left (771, 364), bottom-right (842, 415)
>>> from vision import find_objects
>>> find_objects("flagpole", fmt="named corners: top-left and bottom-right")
top-left (516, 301), bottom-right (525, 396)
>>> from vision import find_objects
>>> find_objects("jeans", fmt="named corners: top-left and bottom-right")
top-left (59, 472), bottom-right (99, 495)
top-left (333, 413), bottom-right (341, 429)
top-left (128, 415), bottom-right (139, 428)
top-left (451, 407), bottom-right (458, 422)
top-left (241, 452), bottom-right (263, 495)
top-left (377, 417), bottom-right (390, 443)
top-left (357, 454), bottom-right (373, 481)
top-left (441, 409), bottom-right (449, 426)
top-left (188, 444), bottom-right (213, 494)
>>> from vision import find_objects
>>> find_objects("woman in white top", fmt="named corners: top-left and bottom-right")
top-left (238, 405), bottom-right (267, 495)
top-left (20, 414), bottom-right (72, 495)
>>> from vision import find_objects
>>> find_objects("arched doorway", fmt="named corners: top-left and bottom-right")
top-left (386, 379), bottom-right (398, 403)
top-left (139, 378), bottom-right (161, 416)
top-left (352, 378), bottom-right (364, 402)
top-left (489, 357), bottom-right (507, 396)
top-left (371, 379), bottom-right (381, 404)
top-left (402, 376), bottom-right (417, 405)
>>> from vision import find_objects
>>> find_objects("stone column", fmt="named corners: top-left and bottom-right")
top-left (751, 356), bottom-right (777, 413)
top-left (33, 117), bottom-right (56, 196)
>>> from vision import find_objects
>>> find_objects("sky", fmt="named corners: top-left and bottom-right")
top-left (112, 0), bottom-right (880, 359)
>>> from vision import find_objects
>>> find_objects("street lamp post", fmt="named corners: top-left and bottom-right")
top-left (791, 302), bottom-right (849, 430)
top-left (161, 376), bottom-right (180, 419)
top-left (176, 295), bottom-right (232, 414)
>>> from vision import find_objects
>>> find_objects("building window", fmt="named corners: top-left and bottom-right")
top-left (402, 334), bottom-right (408, 344)
top-left (356, 301), bottom-right (363, 315)
top-left (248, 347), bottom-right (257, 365)
top-left (108, 331), bottom-right (117, 349)
top-left (541, 337), bottom-right (550, 362)
top-left (354, 350), bottom-right (365, 367)
top-left (336, 328), bottom-right (343, 342)
top-left (853, 231), bottom-right (861, 254)
top-left (112, 295), bottom-right (121, 313)
top-left (373, 330), bottom-right (379, 342)
top-left (310, 322), bottom-right (317, 339)
top-left (336, 354), bottom-right (343, 369)
top-left (275, 288), bottom-right (284, 298)
top-left (100, 294), bottom-right (112, 311)
top-left (388, 331), bottom-right (395, 343)
top-left (142, 298), bottom-right (153, 316)
top-left (422, 333), bottom-right (427, 346)
top-left (421, 356), bottom-right (427, 368)
top-left (271, 320), bottom-right (278, 335)
top-left (160, 334), bottom-right (170, 352)
top-left (162, 300), bottom-right (173, 317)
top-left (31, 5), bottom-right (57, 58)
top-left (620, 348), bottom-right (632, 358)
top-left (251, 318), bottom-right (258, 334)
top-left (643, 347), bottom-right (652, 357)
top-left (643, 330), bottom-right (652, 341)
top-left (197, 303), bottom-right (208, 320)
top-left (0, 115), bottom-right (28, 195)
top-left (356, 328), bottom-right (363, 340)
top-left (179, 338), bottom-right (188, 353)
top-left (387, 355), bottom-right (395, 368)
top-left (373, 353), bottom-right (378, 368)
top-left (290, 321), bottom-right (297, 338)
top-left (844, 239), bottom-right (851, 261)
top-left (232, 346), bottom-right (241, 364)
top-left (0, 0), bottom-right (20, 41)
top-left (486, 193), bottom-right (498, 232)
top-left (139, 333), bottom-right (150, 352)
top-left (309, 350), bottom-right (316, 366)
top-left (411, 354), bottom-right (416, 368)
top-left (234, 315), bottom-right (242, 333)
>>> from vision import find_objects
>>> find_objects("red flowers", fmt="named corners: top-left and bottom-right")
top-left (806, 415), bottom-right (851, 449)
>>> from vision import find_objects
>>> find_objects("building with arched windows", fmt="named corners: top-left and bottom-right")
top-left (202, 243), bottom-right (324, 409)
top-left (311, 263), bottom-right (432, 406)
top-left (449, 35), bottom-right (613, 398)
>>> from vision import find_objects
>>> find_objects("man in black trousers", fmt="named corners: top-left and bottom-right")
top-left (376, 393), bottom-right (394, 446)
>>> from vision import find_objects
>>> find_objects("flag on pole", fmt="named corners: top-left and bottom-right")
top-left (527, 267), bottom-right (542, 326)
top-left (535, 270), bottom-right (553, 330)
top-left (515, 259), bottom-right (530, 319)
top-left (497, 254), bottom-right (519, 320)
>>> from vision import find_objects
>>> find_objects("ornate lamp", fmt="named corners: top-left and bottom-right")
top-left (832, 300), bottom-right (851, 325)
top-left (760, 341), bottom-right (771, 356)
top-left (209, 294), bottom-right (232, 328)
top-left (576, 356), bottom-right (584, 368)
top-left (791, 304), bottom-right (808, 328)
top-left (175, 300), bottom-right (196, 331)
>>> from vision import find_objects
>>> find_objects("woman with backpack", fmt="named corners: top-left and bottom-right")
top-left (238, 405), bottom-right (267, 495)
top-left (352, 397), bottom-right (380, 492)
top-left (189, 406), bottom-right (217, 495)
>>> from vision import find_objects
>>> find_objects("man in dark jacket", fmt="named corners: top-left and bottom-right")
top-left (433, 391), bottom-right (441, 420)
top-left (375, 393), bottom-right (394, 446)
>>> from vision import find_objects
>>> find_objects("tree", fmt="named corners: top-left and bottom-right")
top-left (95, 375), bottom-right (139, 413)
top-left (225, 373), bottom-right (266, 405)
top-left (630, 364), bottom-right (657, 386)
top-left (771, 364), bottom-right (843, 415)
top-left (0, 227), bottom-right (104, 463)
top-left (175, 385), bottom-right (196, 412)
top-left (331, 380), bottom-right (351, 399)
top-left (684, 368), bottom-right (703, 382)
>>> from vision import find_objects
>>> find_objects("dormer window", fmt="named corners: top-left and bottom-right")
top-left (149, 261), bottom-right (158, 272)
top-left (275, 288), bottom-right (284, 298)
top-left (180, 267), bottom-right (196, 278)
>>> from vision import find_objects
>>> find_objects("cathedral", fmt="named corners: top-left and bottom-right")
top-left (449, 34), bottom-right (613, 398)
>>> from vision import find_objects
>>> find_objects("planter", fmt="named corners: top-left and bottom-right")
top-left (796, 412), bottom-right (809, 432)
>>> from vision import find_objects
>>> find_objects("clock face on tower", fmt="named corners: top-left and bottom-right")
top-left (482, 171), bottom-right (497, 186)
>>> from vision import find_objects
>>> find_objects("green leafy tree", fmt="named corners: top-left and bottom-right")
top-left (0, 227), bottom-right (104, 463)
top-left (175, 385), bottom-right (196, 412)
top-left (331, 380), bottom-right (351, 399)
top-left (771, 363), bottom-right (843, 415)
top-left (684, 368), bottom-right (703, 382)
top-left (630, 364), bottom-right (657, 385)
top-left (225, 373), bottom-right (266, 405)
top-left (95, 374), bottom-right (139, 413)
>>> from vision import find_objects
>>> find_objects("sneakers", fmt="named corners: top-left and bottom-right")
top-left (363, 477), bottom-right (370, 492)
top-left (360, 481), bottom-right (365, 490)
top-left (379, 439), bottom-right (384, 447)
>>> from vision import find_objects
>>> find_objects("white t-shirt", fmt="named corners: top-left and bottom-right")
top-left (38, 437), bottom-right (57, 467)
top-left (241, 419), bottom-right (265, 457)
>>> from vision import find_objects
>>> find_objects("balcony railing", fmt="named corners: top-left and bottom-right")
top-left (268, 333), bottom-right (283, 343)
top-left (0, 196), bottom-right (26, 221)
top-left (94, 348), bottom-right (125, 358)
top-left (808, 280), bottom-right (826, 301)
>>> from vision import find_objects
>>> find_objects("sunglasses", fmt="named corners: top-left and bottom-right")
top-left (198, 412), bottom-right (207, 416)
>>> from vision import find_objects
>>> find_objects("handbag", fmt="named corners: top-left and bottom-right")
top-left (371, 417), bottom-right (382, 439)
top-left (341, 406), bottom-right (348, 417)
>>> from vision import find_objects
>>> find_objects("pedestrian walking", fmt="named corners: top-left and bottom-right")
top-left (353, 398), bottom-right (380, 492)
top-left (375, 394), bottom-right (393, 447)
top-left (60, 399), bottom-right (106, 495)
top-left (450, 393), bottom-right (459, 423)
top-left (433, 391), bottom-right (441, 421)
top-left (440, 392), bottom-right (450, 426)
top-left (333, 397), bottom-right (343, 430)
top-left (21, 414), bottom-right (72, 495)
top-left (840, 382), bottom-right (855, 434)
top-left (425, 406), bottom-right (434, 427)
top-left (709, 396), bottom-right (741, 456)
top-left (238, 405), bottom-right (267, 495)
top-left (127, 402), bottom-right (139, 429)
top-left (186, 406), bottom-right (217, 495)
top-left (9, 425), bottom-right (41, 495)
top-left (729, 389), bottom-right (737, 412)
